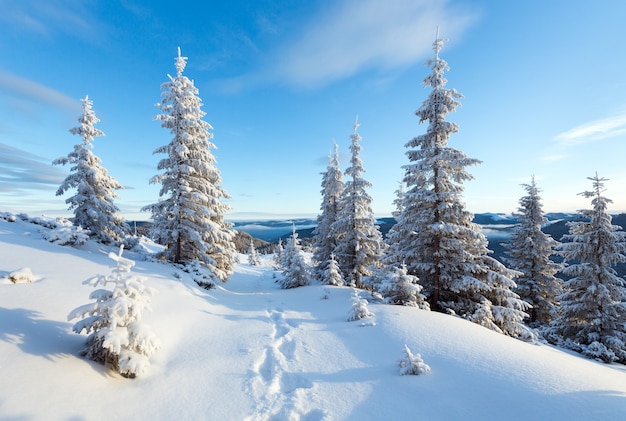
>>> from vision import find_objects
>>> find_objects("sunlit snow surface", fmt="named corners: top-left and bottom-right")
top-left (1, 215), bottom-right (626, 420)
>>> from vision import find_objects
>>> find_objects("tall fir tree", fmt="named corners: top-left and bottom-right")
top-left (547, 174), bottom-right (626, 363)
top-left (392, 34), bottom-right (529, 337)
top-left (142, 48), bottom-right (236, 282)
top-left (505, 177), bottom-right (562, 327)
top-left (312, 142), bottom-right (344, 280)
top-left (53, 96), bottom-right (128, 244)
top-left (332, 118), bottom-right (384, 288)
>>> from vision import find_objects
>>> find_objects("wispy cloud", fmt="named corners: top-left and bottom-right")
top-left (0, 0), bottom-right (100, 39)
top-left (0, 143), bottom-right (65, 194)
top-left (554, 113), bottom-right (626, 146)
top-left (0, 70), bottom-right (80, 116)
top-left (266, 0), bottom-right (478, 88)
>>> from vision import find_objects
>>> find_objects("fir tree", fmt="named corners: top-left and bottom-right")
top-left (142, 48), bottom-right (236, 282)
top-left (68, 246), bottom-right (159, 378)
top-left (332, 118), bottom-right (384, 288)
top-left (279, 226), bottom-right (310, 289)
top-left (548, 174), bottom-right (626, 363)
top-left (505, 177), bottom-right (562, 327)
top-left (53, 96), bottom-right (128, 244)
top-left (323, 253), bottom-right (344, 286)
top-left (392, 34), bottom-right (529, 337)
top-left (379, 264), bottom-right (429, 309)
top-left (248, 240), bottom-right (261, 266)
top-left (312, 142), bottom-right (344, 280)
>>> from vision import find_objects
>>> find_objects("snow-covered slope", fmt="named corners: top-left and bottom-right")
top-left (1, 216), bottom-right (626, 420)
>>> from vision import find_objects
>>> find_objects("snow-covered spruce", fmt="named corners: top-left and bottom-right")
top-left (247, 240), bottom-right (261, 266)
top-left (547, 174), bottom-right (626, 364)
top-left (331, 118), bottom-right (385, 288)
top-left (378, 264), bottom-right (429, 310)
top-left (279, 227), bottom-right (310, 289)
top-left (142, 48), bottom-right (236, 281)
top-left (504, 177), bottom-right (562, 327)
top-left (68, 246), bottom-right (159, 378)
top-left (398, 344), bottom-right (430, 376)
top-left (313, 142), bottom-right (344, 281)
top-left (389, 34), bottom-right (529, 338)
top-left (322, 253), bottom-right (344, 286)
top-left (347, 289), bottom-right (374, 321)
top-left (53, 96), bottom-right (128, 244)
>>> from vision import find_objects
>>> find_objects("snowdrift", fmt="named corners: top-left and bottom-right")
top-left (1, 216), bottom-right (626, 420)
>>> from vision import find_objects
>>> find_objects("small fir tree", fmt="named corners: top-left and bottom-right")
top-left (68, 246), bottom-right (159, 378)
top-left (53, 96), bottom-right (128, 244)
top-left (347, 289), bottom-right (374, 322)
top-left (248, 240), bottom-right (261, 266)
top-left (323, 253), bottom-right (344, 286)
top-left (379, 264), bottom-right (429, 309)
top-left (142, 48), bottom-right (236, 281)
top-left (279, 227), bottom-right (310, 289)
top-left (398, 344), bottom-right (430, 376)
top-left (313, 142), bottom-right (344, 280)
top-left (505, 177), bottom-right (562, 327)
top-left (548, 174), bottom-right (626, 363)
top-left (332, 118), bottom-right (384, 288)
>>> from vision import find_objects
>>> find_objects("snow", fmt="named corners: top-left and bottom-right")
top-left (2, 215), bottom-right (626, 420)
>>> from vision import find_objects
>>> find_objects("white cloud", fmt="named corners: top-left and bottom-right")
top-left (554, 113), bottom-right (626, 146)
top-left (0, 143), bottom-right (66, 193)
top-left (0, 70), bottom-right (80, 115)
top-left (267, 0), bottom-right (478, 88)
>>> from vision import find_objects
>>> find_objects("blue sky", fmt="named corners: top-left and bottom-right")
top-left (2, 0), bottom-right (626, 220)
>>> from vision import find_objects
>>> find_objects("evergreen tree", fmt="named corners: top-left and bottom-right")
top-left (142, 48), bottom-right (236, 282)
top-left (378, 264), bottom-right (429, 309)
top-left (68, 246), bottom-right (159, 378)
top-left (323, 253), bottom-right (344, 286)
top-left (505, 177), bottom-right (562, 327)
top-left (548, 174), bottom-right (626, 363)
top-left (383, 182), bottom-right (408, 267)
top-left (247, 240), bottom-right (261, 266)
top-left (312, 142), bottom-right (344, 280)
top-left (279, 226), bottom-right (310, 289)
top-left (332, 118), bottom-right (384, 288)
top-left (53, 96), bottom-right (128, 244)
top-left (392, 35), bottom-right (529, 337)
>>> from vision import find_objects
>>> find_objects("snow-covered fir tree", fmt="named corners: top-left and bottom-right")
top-left (398, 344), bottom-right (430, 376)
top-left (68, 246), bottom-right (159, 378)
top-left (279, 226), bottom-right (310, 289)
top-left (142, 48), bottom-right (236, 282)
top-left (346, 289), bottom-right (374, 321)
top-left (547, 174), bottom-right (626, 363)
top-left (53, 96), bottom-right (128, 244)
top-left (505, 177), bottom-right (562, 327)
top-left (332, 118), bottom-right (384, 288)
top-left (247, 240), bottom-right (261, 266)
top-left (391, 34), bottom-right (529, 337)
top-left (378, 264), bottom-right (429, 309)
top-left (312, 142), bottom-right (344, 280)
top-left (323, 253), bottom-right (344, 286)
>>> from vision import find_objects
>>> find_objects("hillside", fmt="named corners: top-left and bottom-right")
top-left (2, 215), bottom-right (626, 420)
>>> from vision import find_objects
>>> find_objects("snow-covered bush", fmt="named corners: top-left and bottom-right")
top-left (347, 289), bottom-right (374, 321)
top-left (68, 246), bottom-right (159, 378)
top-left (41, 221), bottom-right (90, 246)
top-left (398, 344), bottom-right (430, 376)
top-left (0, 212), bottom-right (16, 222)
top-left (8, 267), bottom-right (34, 283)
top-left (179, 260), bottom-right (217, 290)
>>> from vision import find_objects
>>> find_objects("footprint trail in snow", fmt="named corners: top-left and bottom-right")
top-left (245, 309), bottom-right (324, 421)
